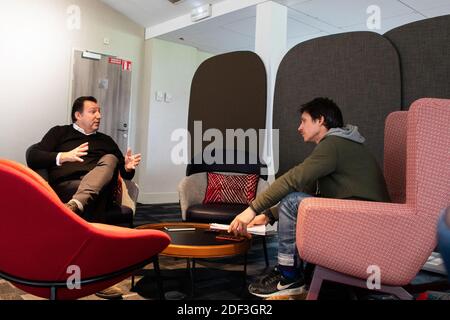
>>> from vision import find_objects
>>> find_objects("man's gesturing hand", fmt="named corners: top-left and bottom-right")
top-left (60, 142), bottom-right (89, 164)
top-left (228, 207), bottom-right (257, 238)
top-left (125, 148), bottom-right (142, 172)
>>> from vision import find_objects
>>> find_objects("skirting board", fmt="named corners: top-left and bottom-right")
top-left (138, 192), bottom-right (179, 204)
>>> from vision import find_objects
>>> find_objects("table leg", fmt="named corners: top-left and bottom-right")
top-left (187, 258), bottom-right (195, 297)
top-left (243, 252), bottom-right (248, 289)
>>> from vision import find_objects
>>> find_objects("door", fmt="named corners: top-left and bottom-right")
top-left (71, 50), bottom-right (132, 154)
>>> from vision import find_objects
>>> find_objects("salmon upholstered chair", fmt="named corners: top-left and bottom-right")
top-left (296, 98), bottom-right (450, 300)
top-left (0, 160), bottom-right (171, 300)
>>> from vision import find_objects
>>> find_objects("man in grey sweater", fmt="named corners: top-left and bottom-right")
top-left (229, 97), bottom-right (390, 298)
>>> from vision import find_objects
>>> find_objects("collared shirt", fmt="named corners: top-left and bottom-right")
top-left (72, 123), bottom-right (97, 136)
top-left (56, 124), bottom-right (97, 166)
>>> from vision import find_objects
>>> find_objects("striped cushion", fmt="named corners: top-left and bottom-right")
top-left (203, 172), bottom-right (259, 205)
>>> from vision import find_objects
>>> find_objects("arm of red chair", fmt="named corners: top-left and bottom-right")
top-left (71, 223), bottom-right (171, 279)
top-left (296, 198), bottom-right (434, 285)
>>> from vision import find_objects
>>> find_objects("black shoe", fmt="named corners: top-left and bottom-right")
top-left (248, 267), bottom-right (306, 298)
top-left (95, 286), bottom-right (123, 300)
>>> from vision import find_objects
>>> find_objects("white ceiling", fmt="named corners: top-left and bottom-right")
top-left (101, 0), bottom-right (226, 27)
top-left (102, 0), bottom-right (450, 54)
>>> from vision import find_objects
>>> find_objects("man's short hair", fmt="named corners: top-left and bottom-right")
top-left (300, 97), bottom-right (344, 129)
top-left (71, 96), bottom-right (98, 123)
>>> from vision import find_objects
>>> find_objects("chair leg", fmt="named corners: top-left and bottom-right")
top-left (306, 265), bottom-right (413, 300)
top-left (131, 275), bottom-right (135, 290)
top-left (50, 287), bottom-right (57, 300)
top-left (380, 285), bottom-right (413, 300)
top-left (306, 267), bottom-right (324, 300)
top-left (153, 256), bottom-right (165, 300)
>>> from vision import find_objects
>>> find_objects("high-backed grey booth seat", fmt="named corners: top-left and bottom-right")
top-left (187, 51), bottom-right (267, 155)
top-left (385, 14), bottom-right (450, 110)
top-left (273, 32), bottom-right (401, 176)
top-left (180, 51), bottom-right (268, 223)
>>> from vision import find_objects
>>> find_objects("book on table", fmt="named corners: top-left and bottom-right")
top-left (209, 223), bottom-right (276, 236)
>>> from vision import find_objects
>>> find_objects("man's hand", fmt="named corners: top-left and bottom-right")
top-left (228, 207), bottom-right (257, 238)
top-left (125, 148), bottom-right (142, 172)
top-left (60, 142), bottom-right (89, 164)
top-left (248, 214), bottom-right (270, 228)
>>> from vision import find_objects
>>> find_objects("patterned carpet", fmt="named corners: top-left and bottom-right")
top-left (1, 203), bottom-right (448, 300)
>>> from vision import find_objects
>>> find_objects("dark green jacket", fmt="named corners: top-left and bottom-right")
top-left (251, 132), bottom-right (390, 219)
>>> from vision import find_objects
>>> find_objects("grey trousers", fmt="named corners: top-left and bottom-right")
top-left (53, 154), bottom-right (119, 222)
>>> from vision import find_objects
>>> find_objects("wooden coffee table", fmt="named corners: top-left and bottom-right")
top-left (135, 222), bottom-right (252, 297)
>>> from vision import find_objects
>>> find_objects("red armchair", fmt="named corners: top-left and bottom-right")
top-left (0, 160), bottom-right (170, 300)
top-left (297, 98), bottom-right (450, 300)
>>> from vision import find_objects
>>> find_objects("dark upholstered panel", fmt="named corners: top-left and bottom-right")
top-left (186, 149), bottom-right (268, 180)
top-left (273, 32), bottom-right (401, 177)
top-left (188, 51), bottom-right (267, 161)
top-left (385, 15), bottom-right (450, 110)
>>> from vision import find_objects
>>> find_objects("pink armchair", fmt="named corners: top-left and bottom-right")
top-left (297, 98), bottom-right (450, 300)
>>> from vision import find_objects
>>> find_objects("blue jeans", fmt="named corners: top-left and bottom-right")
top-left (438, 207), bottom-right (450, 282)
top-left (277, 192), bottom-right (313, 267)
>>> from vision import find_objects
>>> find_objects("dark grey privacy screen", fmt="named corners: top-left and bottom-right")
top-left (385, 15), bottom-right (450, 110)
top-left (273, 32), bottom-right (401, 176)
top-left (188, 51), bottom-right (267, 162)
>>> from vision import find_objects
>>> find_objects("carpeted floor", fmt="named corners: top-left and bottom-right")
top-left (1, 203), bottom-right (449, 300)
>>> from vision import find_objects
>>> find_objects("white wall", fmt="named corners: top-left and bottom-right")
top-left (0, 1), bottom-right (215, 205)
top-left (138, 38), bottom-right (213, 204)
top-left (0, 0), bottom-right (145, 164)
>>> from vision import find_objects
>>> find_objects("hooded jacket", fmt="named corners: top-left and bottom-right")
top-left (251, 125), bottom-right (390, 219)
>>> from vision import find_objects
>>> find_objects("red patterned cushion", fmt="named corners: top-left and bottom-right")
top-left (203, 173), bottom-right (259, 205)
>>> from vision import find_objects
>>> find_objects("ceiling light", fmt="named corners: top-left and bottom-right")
top-left (191, 4), bottom-right (212, 22)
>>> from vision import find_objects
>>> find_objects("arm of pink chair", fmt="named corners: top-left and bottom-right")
top-left (296, 198), bottom-right (435, 285)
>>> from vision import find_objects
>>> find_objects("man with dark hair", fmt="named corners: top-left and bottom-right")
top-left (229, 97), bottom-right (390, 298)
top-left (28, 96), bottom-right (141, 219)
top-left (27, 96), bottom-right (141, 299)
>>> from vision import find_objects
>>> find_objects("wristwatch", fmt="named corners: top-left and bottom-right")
top-left (263, 208), bottom-right (277, 226)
